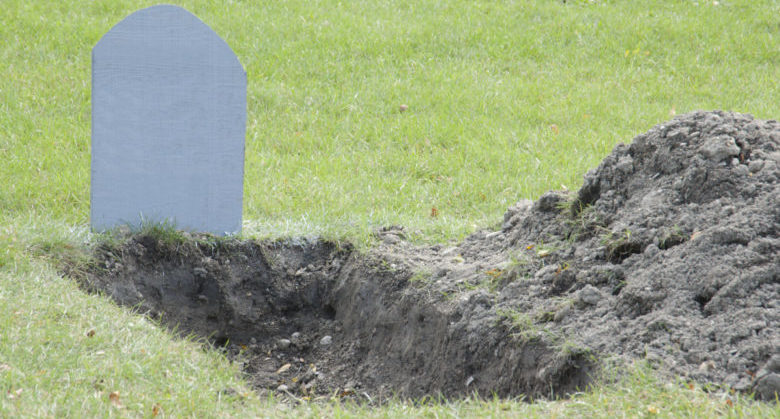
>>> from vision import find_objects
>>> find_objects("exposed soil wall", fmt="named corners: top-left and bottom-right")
top-left (79, 111), bottom-right (779, 401)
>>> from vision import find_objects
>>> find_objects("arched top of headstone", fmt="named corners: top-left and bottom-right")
top-left (94, 5), bottom-right (244, 73)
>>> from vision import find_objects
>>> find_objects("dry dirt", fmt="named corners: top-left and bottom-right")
top-left (77, 111), bottom-right (778, 402)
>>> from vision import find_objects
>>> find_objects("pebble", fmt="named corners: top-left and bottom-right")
top-left (753, 355), bottom-right (780, 400)
top-left (734, 164), bottom-right (749, 176)
top-left (643, 243), bottom-right (660, 257)
top-left (485, 231), bottom-right (503, 240)
top-left (319, 335), bottom-right (332, 346)
top-left (754, 373), bottom-right (780, 400)
top-left (277, 339), bottom-right (291, 350)
top-left (578, 285), bottom-right (602, 306)
top-left (554, 305), bottom-right (571, 322)
top-left (698, 360), bottom-right (716, 372)
top-left (441, 247), bottom-right (458, 256)
top-left (748, 159), bottom-right (765, 173)
top-left (276, 384), bottom-right (288, 392)
top-left (765, 354), bottom-right (780, 372)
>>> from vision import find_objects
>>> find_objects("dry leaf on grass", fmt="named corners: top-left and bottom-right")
top-left (108, 391), bottom-right (122, 407)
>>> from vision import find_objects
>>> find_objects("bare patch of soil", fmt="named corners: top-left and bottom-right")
top-left (78, 111), bottom-right (779, 401)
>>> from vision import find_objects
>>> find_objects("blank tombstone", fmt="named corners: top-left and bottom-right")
top-left (91, 5), bottom-right (246, 235)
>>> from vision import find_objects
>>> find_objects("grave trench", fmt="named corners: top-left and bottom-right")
top-left (81, 233), bottom-right (595, 400)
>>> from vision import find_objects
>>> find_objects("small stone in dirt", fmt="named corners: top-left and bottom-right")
top-left (643, 243), bottom-right (660, 257)
top-left (754, 373), bottom-right (780, 401)
top-left (485, 231), bottom-right (502, 240)
top-left (277, 339), bottom-right (291, 350)
top-left (725, 373), bottom-right (752, 392)
top-left (753, 355), bottom-right (780, 400)
top-left (577, 285), bottom-right (602, 306)
top-left (554, 304), bottom-right (572, 322)
top-left (734, 164), bottom-right (750, 176)
top-left (319, 335), bottom-right (332, 346)
top-left (748, 160), bottom-right (764, 173)
top-left (276, 384), bottom-right (288, 392)
top-left (441, 247), bottom-right (458, 256)
top-left (291, 332), bottom-right (301, 343)
top-left (699, 360), bottom-right (716, 373)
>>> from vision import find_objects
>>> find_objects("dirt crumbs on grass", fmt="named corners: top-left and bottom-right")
top-left (77, 111), bottom-right (778, 401)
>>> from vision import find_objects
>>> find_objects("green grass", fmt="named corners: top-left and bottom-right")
top-left (3, 0), bottom-right (779, 242)
top-left (2, 0), bottom-right (780, 416)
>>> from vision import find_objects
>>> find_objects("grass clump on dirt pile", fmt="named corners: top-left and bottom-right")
top-left (2, 0), bottom-right (780, 416)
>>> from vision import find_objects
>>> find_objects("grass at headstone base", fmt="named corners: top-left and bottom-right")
top-left (1, 0), bottom-right (778, 416)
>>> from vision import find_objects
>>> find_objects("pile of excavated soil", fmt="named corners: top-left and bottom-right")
top-left (78, 111), bottom-right (778, 401)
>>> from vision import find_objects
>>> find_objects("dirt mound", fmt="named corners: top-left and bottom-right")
top-left (78, 111), bottom-right (778, 401)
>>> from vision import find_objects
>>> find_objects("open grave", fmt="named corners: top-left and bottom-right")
top-left (73, 111), bottom-right (779, 402)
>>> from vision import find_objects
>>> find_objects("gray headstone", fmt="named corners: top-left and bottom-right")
top-left (91, 5), bottom-right (246, 235)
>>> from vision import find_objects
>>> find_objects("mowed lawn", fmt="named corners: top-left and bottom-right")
top-left (1, 0), bottom-right (779, 417)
